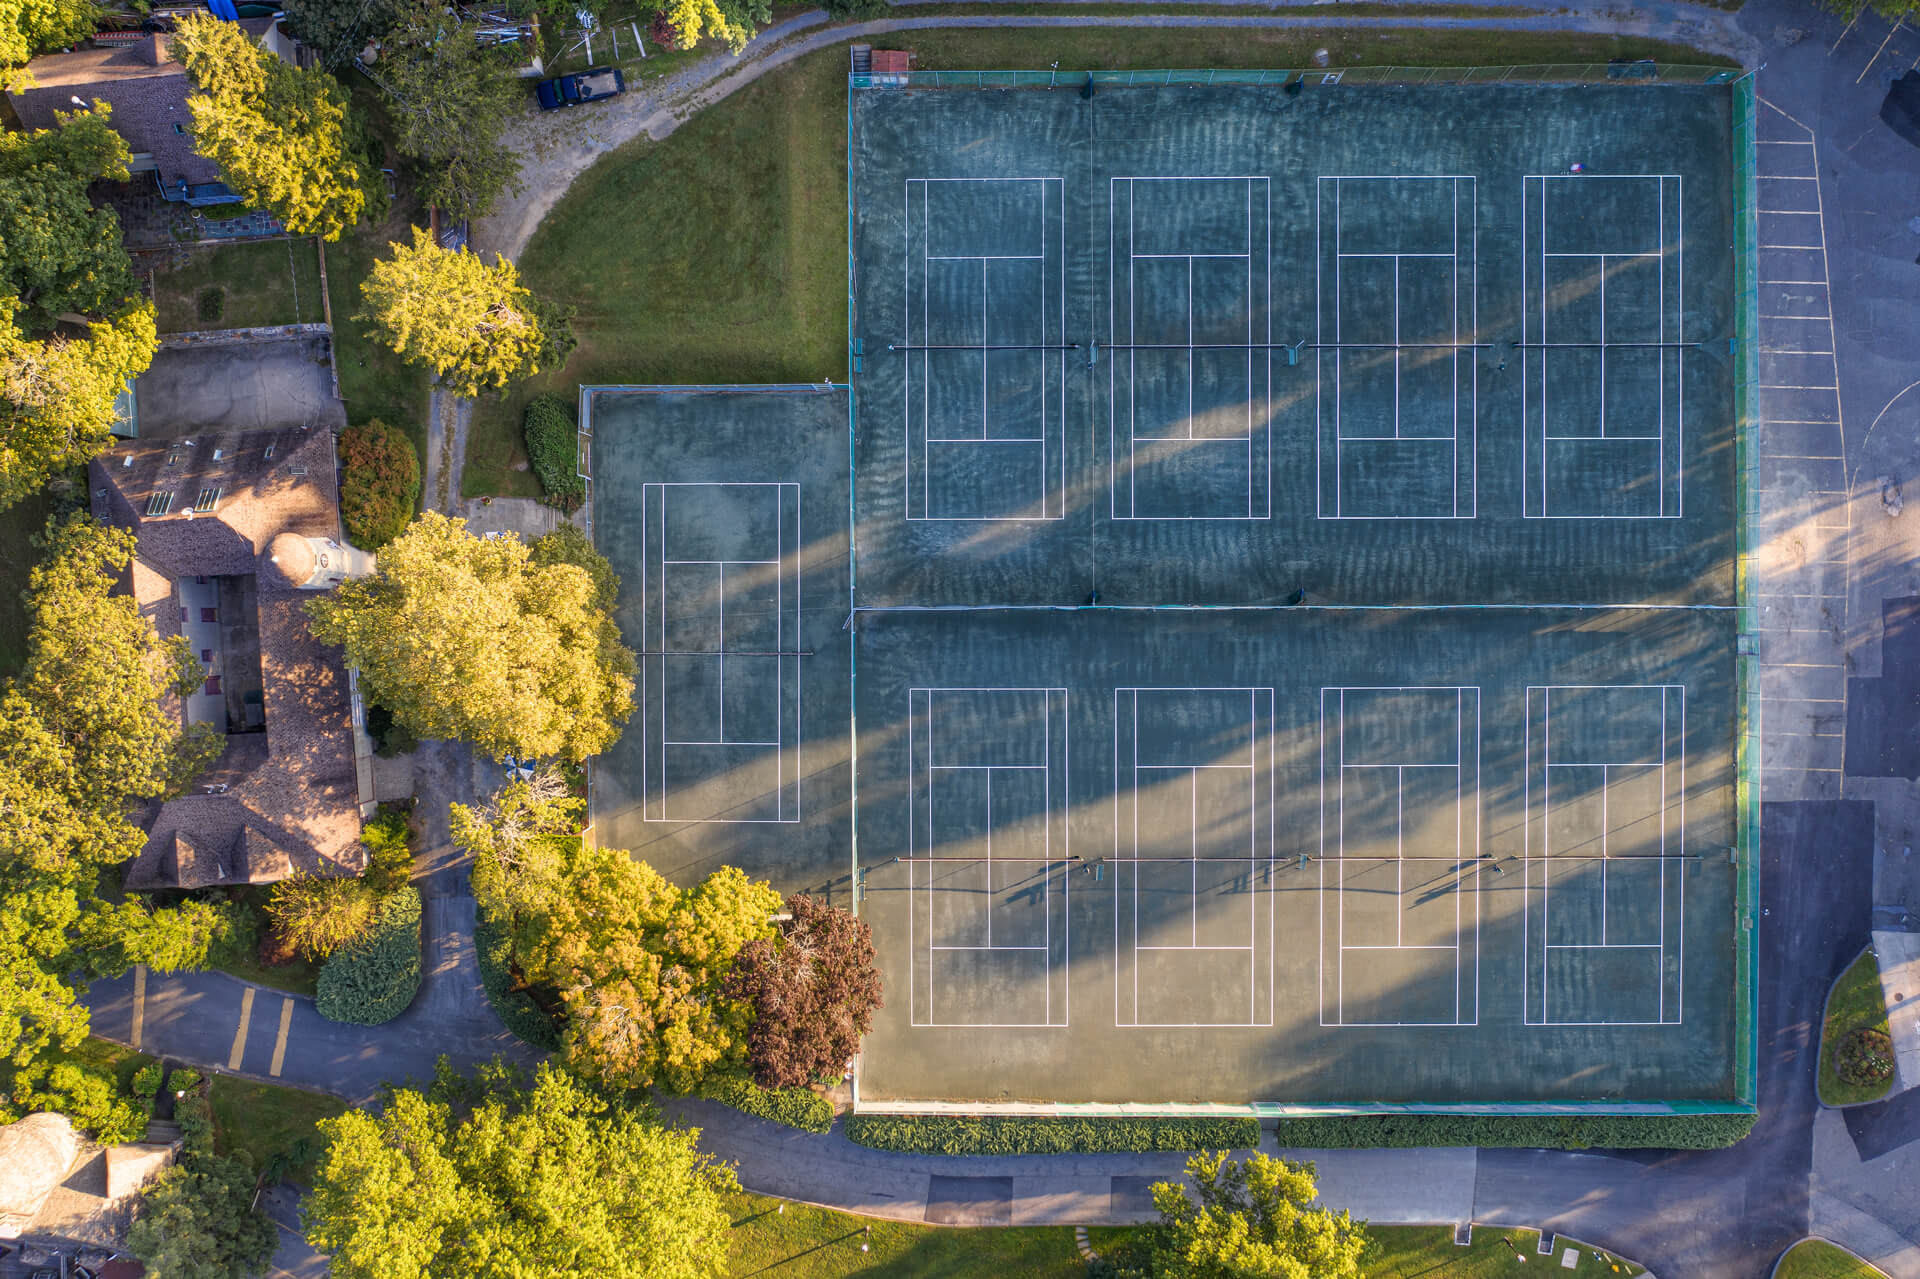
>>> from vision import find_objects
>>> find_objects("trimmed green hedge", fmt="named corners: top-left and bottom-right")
top-left (474, 912), bottom-right (561, 1049)
top-left (702, 1074), bottom-right (834, 1134)
top-left (522, 393), bottom-right (584, 510)
top-left (845, 1114), bottom-right (1260, 1156)
top-left (1268, 1112), bottom-right (1757, 1150)
top-left (315, 888), bottom-right (421, 1025)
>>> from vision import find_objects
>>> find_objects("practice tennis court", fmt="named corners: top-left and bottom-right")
top-left (840, 76), bottom-right (1748, 1109)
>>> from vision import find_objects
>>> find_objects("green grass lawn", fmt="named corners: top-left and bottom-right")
top-left (0, 488), bottom-right (55, 677)
top-left (1775, 1239), bottom-right (1890, 1279)
top-left (1818, 949), bottom-right (1896, 1106)
top-left (209, 1073), bottom-right (350, 1185)
top-left (22, 1036), bottom-right (161, 1094)
top-left (326, 216), bottom-right (433, 465)
top-left (1366, 1226), bottom-right (1643, 1277)
top-left (468, 25), bottom-right (1737, 498)
top-left (152, 238), bottom-right (328, 333)
top-left (724, 1193), bottom-right (1084, 1278)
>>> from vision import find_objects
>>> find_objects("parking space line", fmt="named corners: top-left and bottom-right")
top-left (269, 997), bottom-right (293, 1077)
top-left (229, 986), bottom-right (255, 1071)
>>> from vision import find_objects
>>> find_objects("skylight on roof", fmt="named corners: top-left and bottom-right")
top-left (145, 491), bottom-right (174, 517)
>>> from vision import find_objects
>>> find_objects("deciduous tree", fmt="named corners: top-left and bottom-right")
top-left (0, 0), bottom-right (97, 84)
top-left (0, 105), bottom-right (137, 330)
top-left (657, 0), bottom-right (766, 53)
top-left (0, 297), bottom-right (158, 510)
top-left (305, 511), bottom-right (635, 762)
top-left (725, 893), bottom-right (882, 1089)
top-left (170, 13), bottom-right (367, 239)
top-left (374, 10), bottom-right (522, 222)
top-left (526, 853), bottom-right (780, 1092)
top-left (355, 229), bottom-right (548, 397)
top-left (452, 768), bottom-right (582, 926)
top-left (0, 516), bottom-right (227, 1073)
top-left (1107, 1151), bottom-right (1370, 1279)
top-left (306, 1061), bottom-right (736, 1279)
top-left (279, 0), bottom-right (412, 67)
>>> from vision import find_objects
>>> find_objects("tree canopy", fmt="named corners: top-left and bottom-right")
top-left (356, 228), bottom-right (548, 397)
top-left (0, 516), bottom-right (227, 1070)
top-left (128, 1082), bottom-right (278, 1279)
top-left (0, 108), bottom-right (156, 509)
top-left (1, 0), bottom-right (97, 85)
top-left (170, 13), bottom-right (367, 239)
top-left (374, 10), bottom-right (522, 222)
top-left (279, 0), bottom-right (413, 67)
top-left (305, 512), bottom-right (635, 762)
top-left (1106, 1151), bottom-right (1370, 1279)
top-left (305, 1060), bottom-right (737, 1279)
top-left (725, 894), bottom-right (883, 1089)
top-left (657, 0), bottom-right (767, 53)
top-left (0, 105), bottom-right (137, 331)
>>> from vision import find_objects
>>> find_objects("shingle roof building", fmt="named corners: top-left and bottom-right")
top-left (90, 426), bottom-right (372, 889)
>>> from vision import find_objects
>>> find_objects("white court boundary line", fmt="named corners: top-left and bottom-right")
top-left (908, 687), bottom-right (1070, 1028)
top-left (641, 482), bottom-right (799, 824)
top-left (903, 177), bottom-right (1066, 522)
top-left (1523, 684), bottom-right (1687, 1026)
top-left (1315, 175), bottom-right (1479, 520)
top-left (1522, 174), bottom-right (1686, 519)
top-left (1317, 686), bottom-right (1482, 1027)
top-left (1114, 686), bottom-right (1275, 1028)
top-left (1109, 176), bottom-right (1272, 521)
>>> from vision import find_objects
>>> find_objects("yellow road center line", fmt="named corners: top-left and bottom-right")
top-left (269, 997), bottom-right (294, 1077)
top-left (132, 965), bottom-right (146, 1051)
top-left (228, 986), bottom-right (255, 1071)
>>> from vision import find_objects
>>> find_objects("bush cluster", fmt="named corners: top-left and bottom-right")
top-left (316, 888), bottom-right (422, 1025)
top-left (360, 805), bottom-right (414, 895)
top-left (845, 1114), bottom-right (1260, 1156)
top-left (1838, 1029), bottom-right (1896, 1086)
top-left (474, 911), bottom-right (561, 1049)
top-left (338, 418), bottom-right (421, 549)
top-left (702, 1074), bottom-right (834, 1134)
top-left (364, 702), bottom-right (419, 758)
top-left (1266, 1112), bottom-right (1757, 1150)
top-left (0, 1062), bottom-right (149, 1145)
top-left (522, 394), bottom-right (584, 510)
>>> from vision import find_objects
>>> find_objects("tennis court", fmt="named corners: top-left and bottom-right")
top-left (582, 386), bottom-right (852, 891)
top-left (841, 77), bottom-right (1748, 1109)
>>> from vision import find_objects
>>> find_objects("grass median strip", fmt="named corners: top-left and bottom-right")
top-left (1818, 948), bottom-right (1896, 1106)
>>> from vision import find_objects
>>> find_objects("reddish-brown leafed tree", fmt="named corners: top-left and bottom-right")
top-left (726, 894), bottom-right (883, 1089)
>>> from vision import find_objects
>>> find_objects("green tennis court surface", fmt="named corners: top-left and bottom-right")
top-left (586, 75), bottom-right (1749, 1111)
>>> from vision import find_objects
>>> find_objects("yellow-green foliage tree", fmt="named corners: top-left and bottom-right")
top-left (356, 228), bottom-right (547, 397)
top-left (0, 516), bottom-right (229, 1072)
top-left (0, 108), bottom-right (157, 509)
top-left (305, 511), bottom-right (635, 762)
top-left (0, 0), bottom-right (97, 86)
top-left (170, 13), bottom-right (366, 239)
top-left (306, 1061), bottom-right (736, 1279)
top-left (528, 853), bottom-right (782, 1092)
top-left (1107, 1151), bottom-right (1370, 1279)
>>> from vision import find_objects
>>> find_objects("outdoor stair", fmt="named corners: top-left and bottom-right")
top-left (145, 1119), bottom-right (182, 1145)
top-left (851, 44), bottom-right (872, 74)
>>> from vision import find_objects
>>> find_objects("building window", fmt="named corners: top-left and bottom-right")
top-left (211, 448), bottom-right (224, 461)
top-left (264, 443), bottom-right (276, 460)
top-left (172, 122), bottom-right (185, 134)
top-left (180, 608), bottom-right (188, 623)
top-left (194, 575), bottom-right (207, 585)
top-left (204, 675), bottom-right (221, 695)
top-left (201, 607), bottom-right (218, 623)
top-left (194, 486), bottom-right (221, 512)
top-left (144, 491), bottom-right (174, 517)
top-left (201, 648), bottom-right (212, 661)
